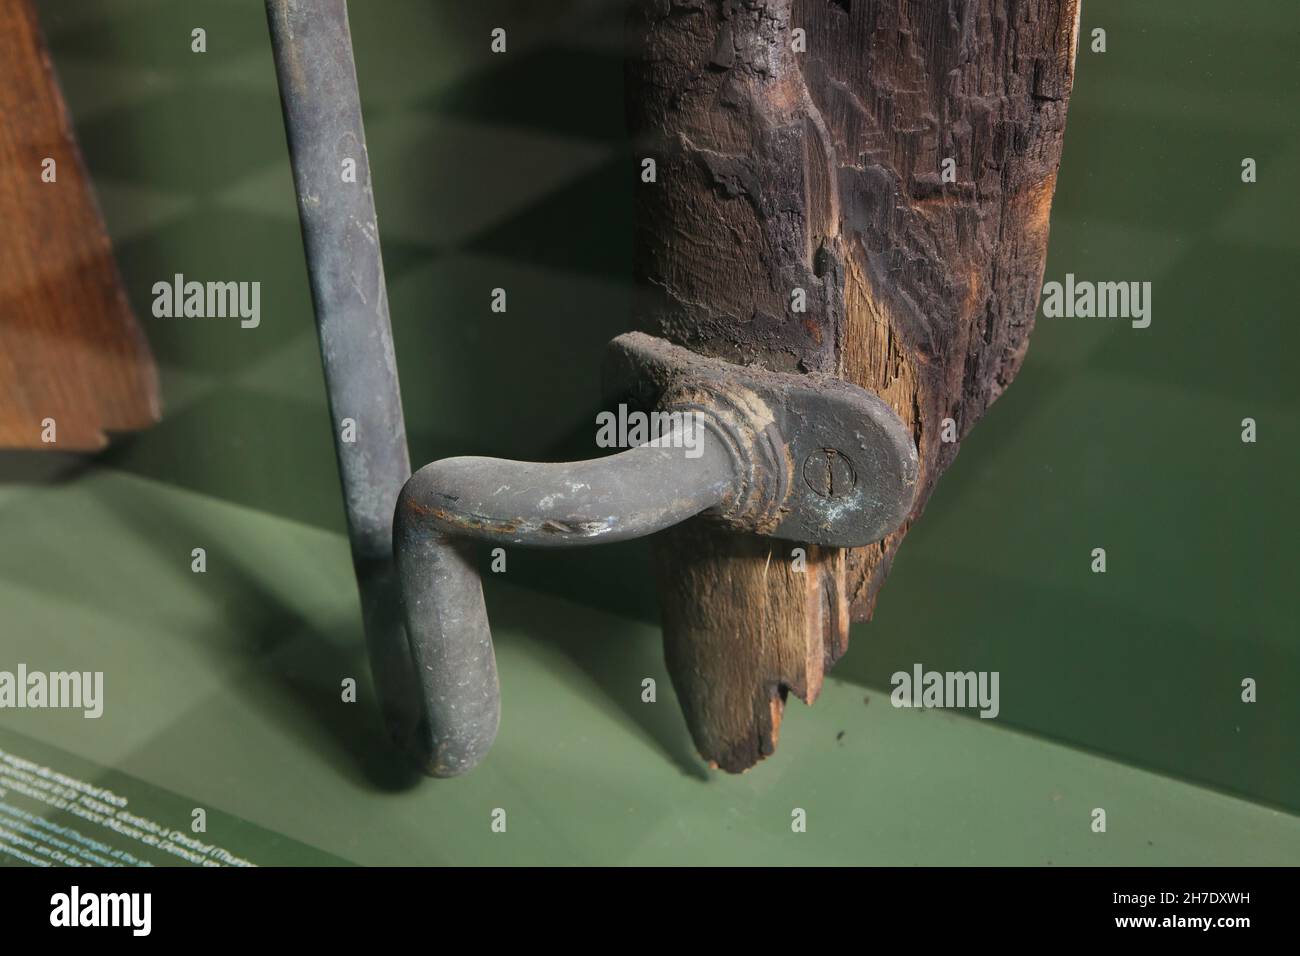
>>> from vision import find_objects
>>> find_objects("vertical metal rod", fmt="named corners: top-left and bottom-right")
top-left (265, 0), bottom-right (420, 757)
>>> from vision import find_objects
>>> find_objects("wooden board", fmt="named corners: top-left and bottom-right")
top-left (628, 0), bottom-right (1079, 771)
top-left (0, 0), bottom-right (159, 451)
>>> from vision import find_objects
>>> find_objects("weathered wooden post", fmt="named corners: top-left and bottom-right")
top-left (628, 0), bottom-right (1080, 770)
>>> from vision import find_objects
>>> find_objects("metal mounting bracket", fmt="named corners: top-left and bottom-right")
top-left (603, 332), bottom-right (919, 547)
top-left (392, 333), bottom-right (917, 776)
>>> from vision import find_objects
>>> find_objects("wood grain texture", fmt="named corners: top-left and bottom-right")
top-left (0, 0), bottom-right (159, 450)
top-left (629, 0), bottom-right (1078, 771)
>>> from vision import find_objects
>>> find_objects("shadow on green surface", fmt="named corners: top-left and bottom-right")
top-left (0, 451), bottom-right (95, 489)
top-left (485, 576), bottom-right (705, 780)
top-left (465, 157), bottom-right (633, 280)
top-left (431, 45), bottom-right (628, 142)
top-left (96, 481), bottom-right (423, 794)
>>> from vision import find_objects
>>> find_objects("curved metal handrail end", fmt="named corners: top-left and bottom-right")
top-left (392, 430), bottom-right (738, 777)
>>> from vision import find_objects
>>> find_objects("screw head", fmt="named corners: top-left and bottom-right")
top-left (803, 448), bottom-right (856, 498)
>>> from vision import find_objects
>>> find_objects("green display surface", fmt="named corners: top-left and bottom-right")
top-left (0, 0), bottom-right (1294, 864)
top-left (0, 470), bottom-right (1296, 865)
